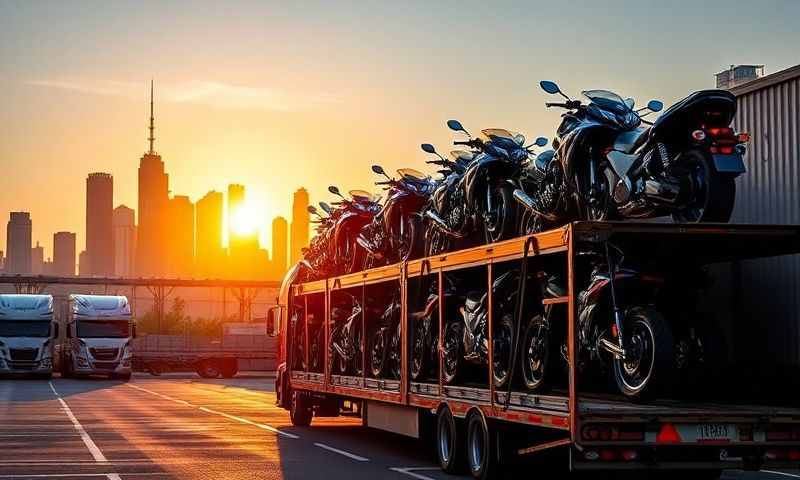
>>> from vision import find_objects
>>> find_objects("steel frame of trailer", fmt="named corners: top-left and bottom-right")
top-left (286, 221), bottom-right (800, 464)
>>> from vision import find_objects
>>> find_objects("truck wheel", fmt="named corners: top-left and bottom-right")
top-left (220, 359), bottom-right (239, 378)
top-left (436, 405), bottom-right (465, 473)
top-left (197, 360), bottom-right (221, 378)
top-left (290, 390), bottom-right (313, 427)
top-left (466, 410), bottom-right (497, 480)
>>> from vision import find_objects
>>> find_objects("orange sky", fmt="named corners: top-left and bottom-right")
top-left (2, 1), bottom-right (798, 259)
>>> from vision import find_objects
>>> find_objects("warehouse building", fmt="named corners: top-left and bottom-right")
top-left (726, 64), bottom-right (800, 368)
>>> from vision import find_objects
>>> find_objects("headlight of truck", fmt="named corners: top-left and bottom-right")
top-left (122, 345), bottom-right (132, 359)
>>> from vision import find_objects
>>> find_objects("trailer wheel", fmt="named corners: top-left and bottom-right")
top-left (465, 410), bottom-right (497, 480)
top-left (196, 360), bottom-right (221, 378)
top-left (220, 359), bottom-right (239, 378)
top-left (290, 390), bottom-right (313, 427)
top-left (436, 405), bottom-right (465, 473)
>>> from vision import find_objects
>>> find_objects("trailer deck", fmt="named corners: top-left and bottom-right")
top-left (284, 221), bottom-right (800, 471)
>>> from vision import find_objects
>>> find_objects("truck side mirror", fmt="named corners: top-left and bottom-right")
top-left (267, 307), bottom-right (280, 337)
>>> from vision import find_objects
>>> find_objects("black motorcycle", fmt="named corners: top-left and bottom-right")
top-left (329, 293), bottom-right (364, 376)
top-left (369, 292), bottom-right (402, 379)
top-left (441, 270), bottom-right (519, 387)
top-left (409, 276), bottom-right (461, 382)
top-left (537, 80), bottom-right (748, 223)
top-left (357, 166), bottom-right (433, 269)
top-left (420, 144), bottom-right (474, 256)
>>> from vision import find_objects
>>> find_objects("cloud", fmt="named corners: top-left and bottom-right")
top-left (27, 78), bottom-right (338, 111)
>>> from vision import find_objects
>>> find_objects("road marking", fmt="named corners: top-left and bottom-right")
top-left (126, 384), bottom-right (194, 406)
top-left (389, 467), bottom-right (439, 480)
top-left (197, 406), bottom-right (299, 439)
top-left (763, 472), bottom-right (800, 479)
top-left (48, 381), bottom-right (107, 462)
top-left (314, 442), bottom-right (369, 462)
top-left (126, 384), bottom-right (299, 439)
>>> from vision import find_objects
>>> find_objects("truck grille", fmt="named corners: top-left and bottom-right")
top-left (8, 360), bottom-right (38, 370)
top-left (9, 348), bottom-right (38, 361)
top-left (91, 361), bottom-right (119, 371)
top-left (90, 348), bottom-right (119, 361)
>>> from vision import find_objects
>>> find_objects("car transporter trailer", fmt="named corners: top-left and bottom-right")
top-left (275, 221), bottom-right (800, 477)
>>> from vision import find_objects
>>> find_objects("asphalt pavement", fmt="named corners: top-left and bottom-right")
top-left (0, 375), bottom-right (797, 479)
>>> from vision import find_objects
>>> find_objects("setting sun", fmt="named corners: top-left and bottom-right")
top-left (230, 203), bottom-right (261, 236)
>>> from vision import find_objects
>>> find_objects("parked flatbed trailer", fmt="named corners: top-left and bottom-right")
top-left (133, 334), bottom-right (276, 378)
top-left (275, 222), bottom-right (800, 477)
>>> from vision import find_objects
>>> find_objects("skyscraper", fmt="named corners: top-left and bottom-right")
top-left (290, 188), bottom-right (310, 265)
top-left (53, 231), bottom-right (76, 276)
top-left (113, 205), bottom-right (136, 277)
top-left (31, 242), bottom-right (44, 275)
top-left (5, 212), bottom-right (32, 274)
top-left (167, 195), bottom-right (194, 278)
top-left (78, 250), bottom-right (89, 277)
top-left (271, 216), bottom-right (288, 275)
top-left (195, 190), bottom-right (225, 278)
top-left (136, 81), bottom-right (169, 277)
top-left (86, 172), bottom-right (114, 276)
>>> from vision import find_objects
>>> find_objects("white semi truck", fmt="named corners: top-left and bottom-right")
top-left (57, 294), bottom-right (134, 380)
top-left (0, 294), bottom-right (56, 378)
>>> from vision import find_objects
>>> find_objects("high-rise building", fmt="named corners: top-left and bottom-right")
top-left (271, 216), bottom-right (288, 275)
top-left (78, 250), bottom-right (89, 277)
top-left (290, 188), bottom-right (310, 265)
top-left (167, 195), bottom-right (194, 278)
top-left (0, 251), bottom-right (4, 271)
top-left (53, 231), bottom-right (76, 276)
top-left (113, 205), bottom-right (136, 277)
top-left (195, 190), bottom-right (225, 278)
top-left (86, 172), bottom-right (114, 276)
top-left (136, 81), bottom-right (169, 277)
top-left (31, 242), bottom-right (44, 275)
top-left (6, 212), bottom-right (32, 274)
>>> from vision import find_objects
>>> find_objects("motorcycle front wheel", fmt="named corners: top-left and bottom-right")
top-left (671, 149), bottom-right (736, 223)
top-left (411, 320), bottom-right (427, 381)
top-left (484, 183), bottom-right (517, 244)
top-left (442, 322), bottom-right (464, 384)
top-left (398, 215), bottom-right (423, 263)
top-left (492, 314), bottom-right (514, 388)
top-left (521, 314), bottom-right (551, 392)
top-left (612, 307), bottom-right (674, 401)
top-left (369, 329), bottom-right (387, 378)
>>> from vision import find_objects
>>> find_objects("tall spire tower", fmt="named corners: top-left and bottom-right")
top-left (148, 79), bottom-right (155, 154)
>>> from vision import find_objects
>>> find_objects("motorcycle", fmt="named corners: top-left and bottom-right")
top-left (537, 80), bottom-right (748, 223)
top-left (369, 292), bottom-right (402, 379)
top-left (329, 293), bottom-right (364, 376)
top-left (357, 166), bottom-right (434, 269)
top-left (441, 270), bottom-right (521, 387)
top-left (420, 144), bottom-right (474, 256)
top-left (299, 203), bottom-right (337, 280)
top-left (409, 275), bottom-right (461, 381)
top-left (327, 186), bottom-right (381, 275)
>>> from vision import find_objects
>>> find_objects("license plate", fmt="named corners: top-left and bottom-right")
top-left (697, 424), bottom-right (731, 442)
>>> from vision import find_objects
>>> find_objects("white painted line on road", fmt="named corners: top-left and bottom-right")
top-left (197, 406), bottom-right (300, 439)
top-left (126, 384), bottom-right (194, 406)
top-left (389, 467), bottom-right (439, 480)
top-left (314, 442), bottom-right (370, 462)
top-left (126, 383), bottom-right (299, 439)
top-left (763, 472), bottom-right (800, 479)
top-left (48, 381), bottom-right (107, 463)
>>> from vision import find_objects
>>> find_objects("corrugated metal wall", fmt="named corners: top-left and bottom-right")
top-left (730, 74), bottom-right (800, 366)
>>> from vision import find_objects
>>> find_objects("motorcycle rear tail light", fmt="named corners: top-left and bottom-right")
top-left (691, 129), bottom-right (707, 141)
top-left (737, 132), bottom-right (751, 143)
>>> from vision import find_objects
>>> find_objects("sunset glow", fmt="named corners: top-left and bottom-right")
top-left (230, 203), bottom-right (261, 237)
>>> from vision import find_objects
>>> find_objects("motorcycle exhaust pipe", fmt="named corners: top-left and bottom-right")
top-left (424, 210), bottom-right (465, 238)
top-left (512, 189), bottom-right (559, 222)
top-left (355, 235), bottom-right (382, 258)
top-left (598, 337), bottom-right (626, 360)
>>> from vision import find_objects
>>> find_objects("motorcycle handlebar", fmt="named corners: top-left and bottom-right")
top-left (375, 180), bottom-right (393, 185)
top-left (453, 140), bottom-right (471, 146)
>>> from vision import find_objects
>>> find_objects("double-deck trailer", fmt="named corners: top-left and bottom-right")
top-left (274, 222), bottom-right (800, 477)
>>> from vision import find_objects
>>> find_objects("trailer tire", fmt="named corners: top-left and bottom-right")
top-left (436, 405), bottom-right (465, 474)
top-left (220, 359), bottom-right (239, 378)
top-left (465, 410), bottom-right (497, 480)
top-left (196, 360), bottom-right (221, 378)
top-left (290, 390), bottom-right (313, 427)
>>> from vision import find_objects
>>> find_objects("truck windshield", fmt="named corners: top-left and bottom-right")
top-left (0, 320), bottom-right (50, 337)
top-left (76, 320), bottom-right (130, 338)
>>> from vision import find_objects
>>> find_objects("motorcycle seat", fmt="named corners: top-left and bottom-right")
top-left (613, 126), bottom-right (650, 154)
